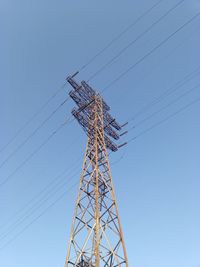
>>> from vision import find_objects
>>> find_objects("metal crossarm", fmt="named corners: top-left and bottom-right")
top-left (65, 75), bottom-right (129, 267)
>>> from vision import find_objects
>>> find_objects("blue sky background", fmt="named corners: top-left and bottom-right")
top-left (0, 0), bottom-right (200, 266)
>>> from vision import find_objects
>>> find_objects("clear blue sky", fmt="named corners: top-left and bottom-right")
top-left (0, 0), bottom-right (200, 266)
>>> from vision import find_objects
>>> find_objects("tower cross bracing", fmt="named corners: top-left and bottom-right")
top-left (65, 74), bottom-right (128, 267)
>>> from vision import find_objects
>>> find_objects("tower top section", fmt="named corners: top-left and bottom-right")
top-left (67, 73), bottom-right (127, 152)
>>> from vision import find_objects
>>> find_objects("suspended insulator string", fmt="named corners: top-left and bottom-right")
top-left (0, 82), bottom-right (67, 154)
top-left (88, 0), bottom-right (185, 81)
top-left (0, 155), bottom-right (82, 231)
top-left (0, 97), bottom-right (70, 170)
top-left (128, 65), bottom-right (200, 122)
top-left (0, 117), bottom-right (74, 188)
top-left (79, 0), bottom-right (164, 72)
top-left (127, 95), bottom-right (200, 144)
top-left (102, 11), bottom-right (200, 93)
top-left (128, 83), bottom-right (200, 131)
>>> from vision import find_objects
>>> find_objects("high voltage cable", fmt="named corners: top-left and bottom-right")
top-left (0, 82), bottom-right (67, 154)
top-left (0, 97), bottom-right (70, 170)
top-left (126, 65), bottom-right (200, 125)
top-left (3, 61), bottom-right (200, 189)
top-left (0, 96), bottom-right (103, 188)
top-left (3, 96), bottom-right (199, 251)
top-left (0, 9), bottom-right (200, 186)
top-left (128, 65), bottom-right (200, 121)
top-left (127, 95), bottom-right (200, 144)
top-left (0, 180), bottom-right (79, 251)
top-left (0, 0), bottom-right (161, 162)
top-left (0, 168), bottom-right (81, 243)
top-left (0, 98), bottom-right (101, 189)
top-left (88, 0), bottom-right (185, 81)
top-left (2, 5), bottom-right (198, 187)
top-left (0, 1), bottom-right (196, 168)
top-left (0, 152), bottom-right (121, 250)
top-left (110, 149), bottom-right (127, 166)
top-left (102, 11), bottom-right (200, 93)
top-left (0, 0), bottom-right (166, 157)
top-left (0, 155), bottom-right (82, 231)
top-left (0, 0), bottom-right (168, 167)
top-left (3, 85), bottom-right (199, 246)
top-left (0, 117), bottom-right (75, 188)
top-left (1, 1), bottom-right (199, 252)
top-left (128, 83), bottom-right (200, 131)
top-left (1, 93), bottom-right (199, 250)
top-left (127, 26), bottom-right (200, 108)
top-left (79, 0), bottom-right (164, 71)
top-left (1, 4), bottom-right (199, 246)
top-left (1, 90), bottom-right (200, 249)
top-left (4, 44), bottom-right (198, 189)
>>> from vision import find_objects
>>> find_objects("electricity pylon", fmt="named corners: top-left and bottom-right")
top-left (65, 73), bottom-right (128, 267)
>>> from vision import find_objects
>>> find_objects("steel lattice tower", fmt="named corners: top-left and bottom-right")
top-left (65, 73), bottom-right (128, 267)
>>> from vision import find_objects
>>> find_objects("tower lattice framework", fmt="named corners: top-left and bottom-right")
top-left (65, 74), bottom-right (128, 267)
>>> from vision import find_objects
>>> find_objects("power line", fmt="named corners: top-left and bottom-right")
top-left (110, 149), bottom-right (127, 166)
top-left (128, 83), bottom-right (200, 131)
top-left (1, 97), bottom-right (198, 252)
top-left (127, 95), bottom-right (200, 144)
top-left (1, 5), bottom-right (199, 248)
top-left (79, 0), bottom-right (164, 72)
top-left (124, 25), bottom-right (200, 104)
top-left (0, 1), bottom-right (171, 165)
top-left (0, 82), bottom-right (67, 154)
top-left (0, 180), bottom-right (79, 251)
top-left (6, 59), bottom-right (196, 190)
top-left (88, 0), bottom-right (185, 81)
top-left (4, 83), bottom-right (199, 249)
top-left (1, 1), bottom-right (199, 255)
top-left (128, 65), bottom-right (200, 121)
top-left (102, 11), bottom-right (200, 93)
top-left (0, 84), bottom-right (200, 251)
top-left (0, 94), bottom-right (106, 189)
top-left (1, 91), bottom-right (199, 250)
top-left (0, 155), bottom-right (82, 231)
top-left (0, 151), bottom-right (120, 250)
top-left (0, 0), bottom-right (169, 159)
top-left (0, 97), bottom-right (70, 170)
top-left (0, 12), bottom-right (200, 191)
top-left (0, 117), bottom-right (74, 188)
top-left (4, 5), bottom-right (195, 193)
top-left (0, 168), bottom-right (81, 243)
